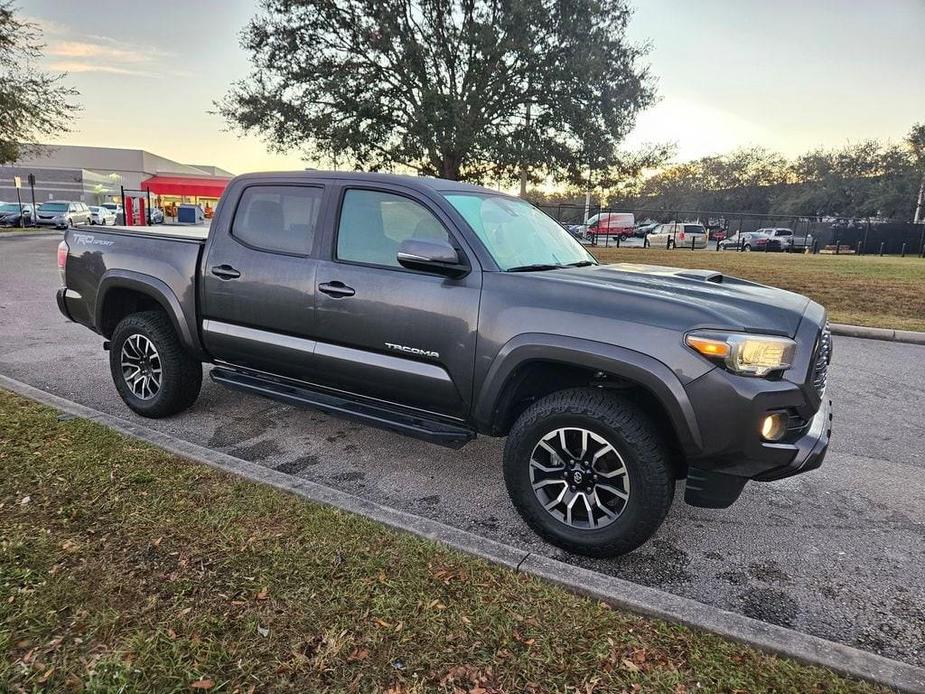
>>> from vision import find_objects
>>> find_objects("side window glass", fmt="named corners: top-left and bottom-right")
top-left (336, 189), bottom-right (450, 268)
top-left (231, 185), bottom-right (323, 255)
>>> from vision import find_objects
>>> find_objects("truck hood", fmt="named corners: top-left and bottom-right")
top-left (533, 262), bottom-right (812, 337)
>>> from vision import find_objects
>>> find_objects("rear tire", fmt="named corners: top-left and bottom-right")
top-left (504, 388), bottom-right (674, 557)
top-left (109, 311), bottom-right (202, 418)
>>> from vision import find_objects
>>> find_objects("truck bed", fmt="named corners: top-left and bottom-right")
top-left (61, 224), bottom-right (206, 342)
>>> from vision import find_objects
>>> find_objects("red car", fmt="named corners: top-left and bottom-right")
top-left (585, 212), bottom-right (635, 238)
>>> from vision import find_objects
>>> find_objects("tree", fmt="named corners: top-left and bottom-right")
top-left (0, 2), bottom-right (79, 164)
top-left (217, 0), bottom-right (655, 183)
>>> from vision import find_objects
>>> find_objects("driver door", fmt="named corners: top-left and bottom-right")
top-left (311, 184), bottom-right (481, 418)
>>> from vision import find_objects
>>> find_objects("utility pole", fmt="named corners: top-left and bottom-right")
top-left (518, 97), bottom-right (533, 198)
top-left (914, 172), bottom-right (924, 224)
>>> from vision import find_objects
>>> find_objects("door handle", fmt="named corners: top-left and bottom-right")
top-left (318, 281), bottom-right (355, 298)
top-left (211, 264), bottom-right (241, 280)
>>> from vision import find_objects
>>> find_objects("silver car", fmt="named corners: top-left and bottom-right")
top-left (35, 201), bottom-right (92, 229)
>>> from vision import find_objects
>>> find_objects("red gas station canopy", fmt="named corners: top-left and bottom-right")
top-left (141, 175), bottom-right (230, 197)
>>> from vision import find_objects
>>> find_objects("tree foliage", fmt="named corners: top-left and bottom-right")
top-left (619, 128), bottom-right (924, 221)
top-left (0, 2), bottom-right (79, 164)
top-left (217, 0), bottom-right (656, 183)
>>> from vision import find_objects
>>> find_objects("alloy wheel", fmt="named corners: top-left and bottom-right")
top-left (529, 427), bottom-right (630, 530)
top-left (120, 334), bottom-right (162, 400)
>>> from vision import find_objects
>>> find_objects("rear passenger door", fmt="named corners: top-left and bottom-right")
top-left (201, 182), bottom-right (328, 381)
top-left (311, 184), bottom-right (481, 418)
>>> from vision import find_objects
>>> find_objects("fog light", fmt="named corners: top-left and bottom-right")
top-left (760, 413), bottom-right (788, 441)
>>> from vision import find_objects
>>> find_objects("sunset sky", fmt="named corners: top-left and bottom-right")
top-left (19, 0), bottom-right (925, 175)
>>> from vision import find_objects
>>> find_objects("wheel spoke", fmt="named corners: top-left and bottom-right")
top-left (530, 457), bottom-right (564, 474)
top-left (544, 485), bottom-right (567, 510)
top-left (597, 483), bottom-right (629, 500)
top-left (532, 478), bottom-right (566, 492)
top-left (558, 429), bottom-right (574, 459)
top-left (593, 490), bottom-right (618, 518)
top-left (565, 492), bottom-right (580, 526)
top-left (596, 465), bottom-right (627, 479)
top-left (592, 444), bottom-right (615, 463)
top-left (581, 493), bottom-right (596, 528)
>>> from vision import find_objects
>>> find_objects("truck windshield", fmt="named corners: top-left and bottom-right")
top-left (443, 193), bottom-right (596, 271)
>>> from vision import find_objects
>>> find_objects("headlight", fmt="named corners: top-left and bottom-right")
top-left (686, 332), bottom-right (796, 376)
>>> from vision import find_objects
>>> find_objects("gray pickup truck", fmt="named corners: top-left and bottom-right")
top-left (56, 171), bottom-right (832, 556)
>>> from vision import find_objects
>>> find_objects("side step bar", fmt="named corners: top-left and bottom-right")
top-left (210, 367), bottom-right (476, 449)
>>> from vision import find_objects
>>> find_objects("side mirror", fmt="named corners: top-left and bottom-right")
top-left (397, 238), bottom-right (467, 277)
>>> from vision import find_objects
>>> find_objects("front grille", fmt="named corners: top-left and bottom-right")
top-left (811, 323), bottom-right (832, 396)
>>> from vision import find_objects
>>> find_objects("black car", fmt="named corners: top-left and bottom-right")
top-left (0, 202), bottom-right (33, 227)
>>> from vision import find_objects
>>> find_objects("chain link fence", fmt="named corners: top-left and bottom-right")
top-left (536, 203), bottom-right (925, 257)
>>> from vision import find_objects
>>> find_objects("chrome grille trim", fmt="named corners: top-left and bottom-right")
top-left (811, 322), bottom-right (832, 397)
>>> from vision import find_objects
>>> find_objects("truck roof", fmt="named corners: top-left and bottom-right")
top-left (234, 170), bottom-right (503, 196)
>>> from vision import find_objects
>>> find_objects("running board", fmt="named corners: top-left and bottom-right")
top-left (210, 367), bottom-right (476, 449)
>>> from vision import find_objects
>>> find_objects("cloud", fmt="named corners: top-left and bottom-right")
top-left (33, 17), bottom-right (175, 78)
top-left (47, 61), bottom-right (150, 76)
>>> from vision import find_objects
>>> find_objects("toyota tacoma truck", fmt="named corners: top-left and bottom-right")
top-left (55, 171), bottom-right (833, 557)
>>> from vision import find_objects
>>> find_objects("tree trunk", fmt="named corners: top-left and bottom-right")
top-left (439, 154), bottom-right (461, 181)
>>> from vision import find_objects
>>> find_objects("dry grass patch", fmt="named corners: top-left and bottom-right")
top-left (0, 391), bottom-right (883, 692)
top-left (590, 247), bottom-right (925, 331)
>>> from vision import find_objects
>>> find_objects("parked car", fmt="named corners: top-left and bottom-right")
top-left (89, 206), bottom-right (116, 226)
top-left (148, 207), bottom-right (165, 224)
top-left (634, 221), bottom-right (660, 238)
top-left (55, 171), bottom-right (832, 558)
top-left (0, 202), bottom-right (33, 227)
top-left (585, 212), bottom-right (635, 239)
top-left (719, 231), bottom-right (765, 251)
top-left (35, 201), bottom-right (92, 229)
top-left (647, 222), bottom-right (708, 249)
top-left (753, 227), bottom-right (813, 252)
top-left (706, 225), bottom-right (727, 241)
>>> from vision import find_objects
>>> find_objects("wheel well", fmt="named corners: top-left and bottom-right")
top-left (492, 360), bottom-right (686, 476)
top-left (98, 288), bottom-right (166, 338)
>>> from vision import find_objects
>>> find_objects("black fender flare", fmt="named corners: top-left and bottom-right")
top-left (96, 270), bottom-right (205, 359)
top-left (473, 333), bottom-right (703, 455)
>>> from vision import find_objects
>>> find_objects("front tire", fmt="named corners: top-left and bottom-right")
top-left (504, 388), bottom-right (674, 557)
top-left (109, 311), bottom-right (202, 418)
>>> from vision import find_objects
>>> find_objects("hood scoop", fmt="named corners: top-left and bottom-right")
top-left (675, 269), bottom-right (724, 283)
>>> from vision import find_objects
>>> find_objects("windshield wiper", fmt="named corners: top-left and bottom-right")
top-left (563, 260), bottom-right (596, 267)
top-left (505, 263), bottom-right (564, 272)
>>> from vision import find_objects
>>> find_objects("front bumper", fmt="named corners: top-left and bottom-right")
top-left (684, 397), bottom-right (832, 508)
top-left (681, 308), bottom-right (832, 508)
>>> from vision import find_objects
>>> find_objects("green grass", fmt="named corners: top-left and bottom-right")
top-left (590, 247), bottom-right (925, 332)
top-left (0, 390), bottom-right (882, 693)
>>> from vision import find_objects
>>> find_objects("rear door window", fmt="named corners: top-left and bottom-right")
top-left (231, 185), bottom-right (323, 256)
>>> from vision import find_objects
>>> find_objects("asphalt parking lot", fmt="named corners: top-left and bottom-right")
top-left (2, 233), bottom-right (923, 667)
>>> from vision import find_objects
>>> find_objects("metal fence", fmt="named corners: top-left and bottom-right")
top-left (536, 203), bottom-right (925, 257)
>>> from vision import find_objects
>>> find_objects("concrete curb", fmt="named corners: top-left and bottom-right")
top-left (831, 323), bottom-right (925, 346)
top-left (1, 373), bottom-right (923, 693)
top-left (0, 229), bottom-right (62, 239)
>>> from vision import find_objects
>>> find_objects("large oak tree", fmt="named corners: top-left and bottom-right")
top-left (217, 0), bottom-right (655, 183)
top-left (0, 2), bottom-right (79, 164)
